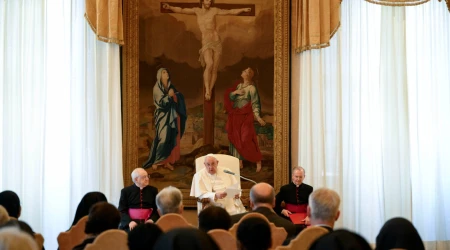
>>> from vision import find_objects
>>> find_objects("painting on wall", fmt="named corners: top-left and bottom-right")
top-left (122, 0), bottom-right (290, 206)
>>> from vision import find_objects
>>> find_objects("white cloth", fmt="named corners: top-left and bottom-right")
top-left (190, 166), bottom-right (245, 215)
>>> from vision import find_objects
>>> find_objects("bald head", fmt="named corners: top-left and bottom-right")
top-left (249, 183), bottom-right (275, 209)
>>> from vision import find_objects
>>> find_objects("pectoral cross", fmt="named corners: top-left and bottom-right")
top-left (160, 2), bottom-right (255, 145)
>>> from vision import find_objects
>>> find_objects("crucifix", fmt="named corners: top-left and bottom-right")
top-left (161, 1), bottom-right (255, 145)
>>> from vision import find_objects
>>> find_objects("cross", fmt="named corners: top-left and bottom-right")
top-left (160, 2), bottom-right (255, 146)
top-left (160, 2), bottom-right (255, 16)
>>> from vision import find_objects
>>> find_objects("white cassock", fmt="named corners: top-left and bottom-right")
top-left (190, 166), bottom-right (246, 215)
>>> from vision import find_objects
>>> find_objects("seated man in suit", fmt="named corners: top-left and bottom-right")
top-left (230, 182), bottom-right (296, 239)
top-left (118, 168), bottom-right (160, 231)
top-left (274, 166), bottom-right (313, 224)
top-left (308, 187), bottom-right (340, 232)
top-left (190, 154), bottom-right (245, 215)
top-left (155, 186), bottom-right (183, 215)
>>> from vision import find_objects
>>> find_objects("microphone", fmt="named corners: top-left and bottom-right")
top-left (223, 169), bottom-right (235, 175)
top-left (223, 170), bottom-right (257, 184)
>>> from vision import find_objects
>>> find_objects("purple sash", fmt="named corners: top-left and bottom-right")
top-left (129, 208), bottom-right (152, 220)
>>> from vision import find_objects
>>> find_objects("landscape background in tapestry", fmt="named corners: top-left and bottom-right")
top-left (138, 0), bottom-right (274, 191)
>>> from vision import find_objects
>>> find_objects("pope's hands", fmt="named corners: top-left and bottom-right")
top-left (215, 191), bottom-right (227, 200)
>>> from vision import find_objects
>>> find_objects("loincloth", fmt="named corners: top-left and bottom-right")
top-left (199, 40), bottom-right (222, 67)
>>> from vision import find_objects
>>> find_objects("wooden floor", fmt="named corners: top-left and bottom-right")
top-left (182, 207), bottom-right (199, 227)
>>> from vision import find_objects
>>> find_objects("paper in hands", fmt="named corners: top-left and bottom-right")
top-left (225, 183), bottom-right (241, 198)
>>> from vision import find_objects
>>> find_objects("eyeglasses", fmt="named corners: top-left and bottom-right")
top-left (139, 175), bottom-right (151, 179)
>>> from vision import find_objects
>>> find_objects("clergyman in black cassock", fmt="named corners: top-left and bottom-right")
top-left (274, 167), bottom-right (313, 217)
top-left (118, 168), bottom-right (160, 231)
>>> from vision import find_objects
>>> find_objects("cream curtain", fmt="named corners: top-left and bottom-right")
top-left (293, 0), bottom-right (450, 247)
top-left (0, 0), bottom-right (123, 249)
top-left (293, 0), bottom-right (341, 53)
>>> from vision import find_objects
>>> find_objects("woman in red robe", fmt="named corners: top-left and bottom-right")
top-left (224, 67), bottom-right (266, 172)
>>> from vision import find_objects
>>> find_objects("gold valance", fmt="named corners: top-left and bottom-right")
top-left (439, 0), bottom-right (450, 11)
top-left (366, 0), bottom-right (449, 12)
top-left (85, 0), bottom-right (124, 45)
top-left (365, 0), bottom-right (430, 6)
top-left (294, 0), bottom-right (341, 53)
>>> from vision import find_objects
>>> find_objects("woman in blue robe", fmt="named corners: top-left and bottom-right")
top-left (142, 68), bottom-right (187, 170)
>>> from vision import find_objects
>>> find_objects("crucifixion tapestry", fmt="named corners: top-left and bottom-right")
top-left (138, 0), bottom-right (275, 204)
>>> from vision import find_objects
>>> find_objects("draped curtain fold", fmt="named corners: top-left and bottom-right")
top-left (85, 0), bottom-right (124, 45)
top-left (1, 1), bottom-right (124, 249)
top-left (293, 0), bottom-right (342, 53)
top-left (294, 0), bottom-right (450, 248)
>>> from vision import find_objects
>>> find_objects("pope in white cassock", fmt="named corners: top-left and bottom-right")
top-left (190, 154), bottom-right (246, 215)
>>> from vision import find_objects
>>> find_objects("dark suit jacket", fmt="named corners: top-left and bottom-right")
top-left (318, 225), bottom-right (333, 232)
top-left (230, 207), bottom-right (296, 239)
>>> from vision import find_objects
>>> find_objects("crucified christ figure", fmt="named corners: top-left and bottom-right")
top-left (162, 0), bottom-right (251, 100)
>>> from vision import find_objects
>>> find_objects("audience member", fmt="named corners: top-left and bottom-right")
top-left (154, 227), bottom-right (219, 250)
top-left (0, 206), bottom-right (9, 226)
top-left (155, 186), bottom-right (183, 215)
top-left (0, 220), bottom-right (34, 237)
top-left (0, 190), bottom-right (21, 219)
top-left (307, 187), bottom-right (341, 231)
top-left (376, 217), bottom-right (425, 250)
top-left (198, 205), bottom-right (231, 232)
top-left (237, 217), bottom-right (272, 250)
top-left (69, 192), bottom-right (107, 230)
top-left (0, 227), bottom-right (38, 250)
top-left (72, 202), bottom-right (121, 250)
top-left (0, 191), bottom-right (43, 249)
top-left (309, 229), bottom-right (372, 250)
top-left (128, 223), bottom-right (163, 250)
top-left (275, 167), bottom-right (313, 224)
top-left (231, 182), bottom-right (296, 239)
top-left (118, 168), bottom-right (160, 231)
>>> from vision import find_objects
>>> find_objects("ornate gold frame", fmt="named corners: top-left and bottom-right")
top-left (121, 0), bottom-right (290, 205)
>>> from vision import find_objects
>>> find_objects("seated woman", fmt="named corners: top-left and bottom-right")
top-left (72, 202), bottom-right (121, 250)
top-left (310, 229), bottom-right (372, 250)
top-left (154, 228), bottom-right (219, 250)
top-left (69, 192), bottom-right (107, 230)
top-left (198, 206), bottom-right (231, 233)
top-left (376, 217), bottom-right (425, 250)
top-left (237, 217), bottom-right (272, 250)
top-left (128, 223), bottom-right (163, 250)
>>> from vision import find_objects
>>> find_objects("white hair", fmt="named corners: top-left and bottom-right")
top-left (131, 168), bottom-right (145, 184)
top-left (155, 186), bottom-right (183, 215)
top-left (0, 227), bottom-right (39, 250)
top-left (204, 153), bottom-right (218, 163)
top-left (308, 188), bottom-right (340, 222)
